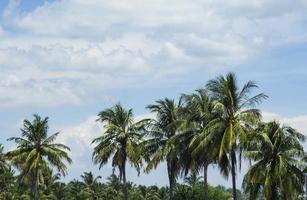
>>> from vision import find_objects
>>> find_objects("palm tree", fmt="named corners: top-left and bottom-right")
top-left (52, 182), bottom-right (69, 200)
top-left (179, 88), bottom-right (228, 200)
top-left (81, 171), bottom-right (102, 199)
top-left (206, 72), bottom-right (267, 200)
top-left (81, 171), bottom-right (101, 188)
top-left (92, 103), bottom-right (149, 200)
top-left (68, 179), bottom-right (89, 200)
top-left (0, 144), bottom-right (8, 172)
top-left (42, 168), bottom-right (61, 198)
top-left (145, 98), bottom-right (183, 200)
top-left (243, 121), bottom-right (306, 200)
top-left (183, 171), bottom-right (203, 186)
top-left (6, 114), bottom-right (72, 200)
top-left (106, 170), bottom-right (122, 191)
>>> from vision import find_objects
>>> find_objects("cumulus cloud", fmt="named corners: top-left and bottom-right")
top-left (57, 113), bottom-right (154, 157)
top-left (56, 112), bottom-right (157, 182)
top-left (54, 116), bottom-right (104, 180)
top-left (1, 0), bottom-right (307, 107)
top-left (57, 116), bottom-right (102, 155)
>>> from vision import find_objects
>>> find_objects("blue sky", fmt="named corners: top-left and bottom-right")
top-left (0, 0), bottom-right (307, 188)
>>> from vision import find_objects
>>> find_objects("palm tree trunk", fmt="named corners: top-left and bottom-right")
top-left (203, 162), bottom-right (209, 200)
top-left (231, 151), bottom-right (237, 200)
top-left (167, 162), bottom-right (175, 200)
top-left (122, 164), bottom-right (128, 200)
top-left (270, 182), bottom-right (282, 200)
top-left (32, 169), bottom-right (39, 200)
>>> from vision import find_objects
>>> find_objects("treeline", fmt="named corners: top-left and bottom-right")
top-left (0, 169), bottom-right (234, 200)
top-left (0, 72), bottom-right (306, 200)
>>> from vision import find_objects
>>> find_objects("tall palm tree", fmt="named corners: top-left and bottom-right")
top-left (92, 103), bottom-right (149, 200)
top-left (243, 121), bottom-right (306, 200)
top-left (6, 114), bottom-right (72, 200)
top-left (145, 98), bottom-right (183, 200)
top-left (179, 88), bottom-right (229, 200)
top-left (206, 72), bottom-right (267, 200)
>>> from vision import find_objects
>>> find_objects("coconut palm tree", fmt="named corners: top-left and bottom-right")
top-left (179, 88), bottom-right (229, 200)
top-left (6, 114), bottom-right (72, 200)
top-left (52, 182), bottom-right (69, 200)
top-left (41, 168), bottom-right (61, 198)
top-left (0, 144), bottom-right (8, 172)
top-left (68, 179), bottom-right (89, 199)
top-left (206, 72), bottom-right (267, 200)
top-left (145, 98), bottom-right (184, 200)
top-left (92, 103), bottom-right (149, 200)
top-left (243, 121), bottom-right (306, 200)
top-left (81, 171), bottom-right (101, 188)
top-left (183, 171), bottom-right (203, 186)
top-left (81, 171), bottom-right (102, 199)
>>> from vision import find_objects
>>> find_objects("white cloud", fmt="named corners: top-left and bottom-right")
top-left (57, 113), bottom-right (154, 156)
top-left (0, 44), bottom-right (155, 107)
top-left (1, 0), bottom-right (307, 107)
top-left (0, 26), bottom-right (5, 36)
top-left (3, 0), bottom-right (20, 18)
top-left (56, 113), bottom-right (158, 183)
top-left (56, 116), bottom-right (102, 155)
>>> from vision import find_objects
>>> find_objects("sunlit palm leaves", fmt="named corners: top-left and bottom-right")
top-left (206, 72), bottom-right (267, 200)
top-left (0, 144), bottom-right (8, 172)
top-left (92, 103), bottom-right (149, 200)
top-left (243, 121), bottom-right (306, 200)
top-left (145, 98), bottom-right (184, 199)
top-left (1, 72), bottom-right (306, 199)
top-left (6, 114), bottom-right (72, 200)
top-left (179, 88), bottom-right (228, 200)
top-left (80, 171), bottom-right (102, 199)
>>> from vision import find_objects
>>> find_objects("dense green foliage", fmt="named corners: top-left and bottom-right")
top-left (1, 72), bottom-right (306, 200)
top-left (92, 104), bottom-right (149, 200)
top-left (6, 115), bottom-right (72, 200)
top-left (243, 121), bottom-right (305, 200)
top-left (0, 169), bottom-right (234, 200)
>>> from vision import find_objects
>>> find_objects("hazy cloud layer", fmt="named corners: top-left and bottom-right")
top-left (1, 0), bottom-right (307, 107)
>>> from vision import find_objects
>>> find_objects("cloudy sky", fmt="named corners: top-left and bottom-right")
top-left (1, 0), bottom-right (307, 188)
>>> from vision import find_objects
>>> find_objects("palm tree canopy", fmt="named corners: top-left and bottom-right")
top-left (177, 89), bottom-right (230, 178)
top-left (144, 98), bottom-right (185, 200)
top-left (243, 121), bottom-right (306, 199)
top-left (180, 89), bottom-right (217, 165)
top-left (205, 73), bottom-right (267, 200)
top-left (206, 72), bottom-right (267, 158)
top-left (6, 114), bottom-right (72, 181)
top-left (81, 171), bottom-right (101, 186)
top-left (0, 144), bottom-right (9, 171)
top-left (92, 103), bottom-right (149, 177)
top-left (146, 98), bottom-right (183, 138)
top-left (183, 172), bottom-right (203, 186)
top-left (145, 98), bottom-right (184, 172)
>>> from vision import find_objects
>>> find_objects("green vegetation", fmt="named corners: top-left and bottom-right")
top-left (0, 72), bottom-right (306, 200)
top-left (92, 104), bottom-right (149, 200)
